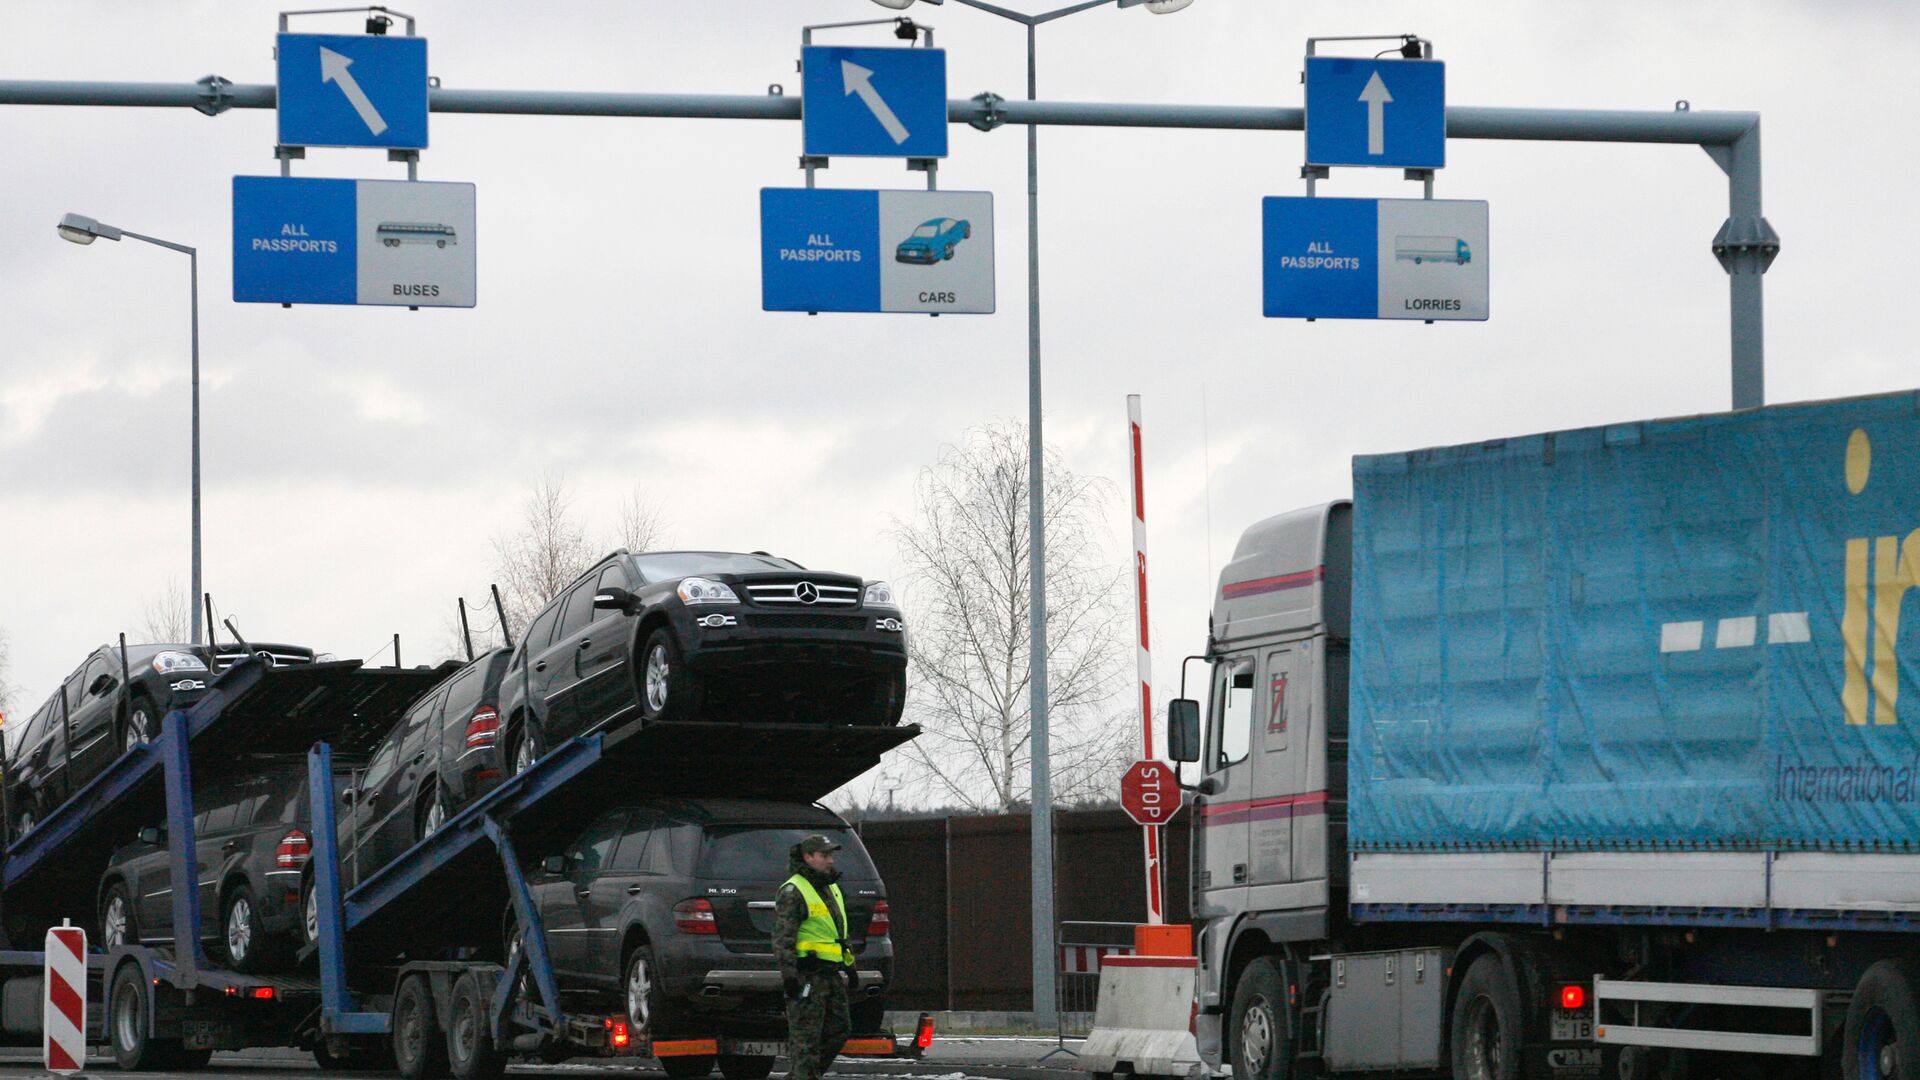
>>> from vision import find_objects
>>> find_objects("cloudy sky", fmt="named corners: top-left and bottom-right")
top-left (2, 2), bottom-right (1915, 794)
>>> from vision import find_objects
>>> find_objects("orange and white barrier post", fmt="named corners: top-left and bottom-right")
top-left (44, 920), bottom-right (86, 1074)
top-left (1128, 394), bottom-right (1164, 924)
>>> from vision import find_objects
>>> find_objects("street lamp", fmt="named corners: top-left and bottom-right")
top-left (57, 213), bottom-right (204, 646)
top-left (868, 0), bottom-right (1194, 1026)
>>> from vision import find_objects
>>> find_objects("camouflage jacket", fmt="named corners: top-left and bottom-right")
top-left (773, 857), bottom-right (847, 979)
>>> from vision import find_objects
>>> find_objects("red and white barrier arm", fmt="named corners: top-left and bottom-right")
top-left (1127, 394), bottom-right (1164, 924)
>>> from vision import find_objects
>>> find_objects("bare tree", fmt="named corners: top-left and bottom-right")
top-left (890, 421), bottom-right (1133, 813)
top-left (0, 627), bottom-right (15, 716)
top-left (491, 471), bottom-right (600, 632)
top-left (136, 577), bottom-right (194, 643)
top-left (614, 486), bottom-right (671, 554)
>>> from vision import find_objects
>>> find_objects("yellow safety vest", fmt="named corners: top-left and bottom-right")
top-left (785, 874), bottom-right (852, 967)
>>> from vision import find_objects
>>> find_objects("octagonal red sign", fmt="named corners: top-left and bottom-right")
top-left (1120, 759), bottom-right (1178, 826)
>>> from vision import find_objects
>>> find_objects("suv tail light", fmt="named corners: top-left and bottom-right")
top-left (673, 899), bottom-right (717, 935)
top-left (276, 830), bottom-right (311, 869)
top-left (466, 706), bottom-right (501, 748)
top-left (867, 900), bottom-right (891, 937)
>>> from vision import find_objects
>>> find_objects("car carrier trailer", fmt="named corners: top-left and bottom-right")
top-left (0, 650), bottom-right (929, 1076)
top-left (1170, 390), bottom-right (1920, 1080)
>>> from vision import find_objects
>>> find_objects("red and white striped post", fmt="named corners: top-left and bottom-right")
top-left (44, 920), bottom-right (86, 1074)
top-left (1127, 394), bottom-right (1164, 925)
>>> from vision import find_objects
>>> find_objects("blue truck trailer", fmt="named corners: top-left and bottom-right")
top-left (1167, 390), bottom-right (1920, 1080)
top-left (0, 652), bottom-right (925, 1076)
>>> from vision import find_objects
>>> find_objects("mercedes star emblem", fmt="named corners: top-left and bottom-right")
top-left (795, 581), bottom-right (819, 605)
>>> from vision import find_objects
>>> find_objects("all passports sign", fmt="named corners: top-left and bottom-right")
top-left (1262, 197), bottom-right (1487, 320)
top-left (761, 188), bottom-right (994, 314)
top-left (233, 177), bottom-right (476, 307)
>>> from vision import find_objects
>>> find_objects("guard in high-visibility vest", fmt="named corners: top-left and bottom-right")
top-left (772, 835), bottom-right (853, 1080)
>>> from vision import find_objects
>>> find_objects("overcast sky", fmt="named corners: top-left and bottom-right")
top-left (3, 2), bottom-right (1915, 797)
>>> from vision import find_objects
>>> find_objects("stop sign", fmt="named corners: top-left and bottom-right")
top-left (1120, 759), bottom-right (1178, 826)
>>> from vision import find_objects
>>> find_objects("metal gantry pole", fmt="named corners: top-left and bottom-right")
top-left (189, 247), bottom-right (203, 645)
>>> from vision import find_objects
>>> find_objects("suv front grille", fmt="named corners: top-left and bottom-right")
top-left (214, 648), bottom-right (314, 671)
top-left (746, 613), bottom-right (870, 631)
top-left (744, 582), bottom-right (860, 607)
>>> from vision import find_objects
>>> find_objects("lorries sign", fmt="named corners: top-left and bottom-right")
top-left (232, 177), bottom-right (476, 307)
top-left (1262, 196), bottom-right (1487, 321)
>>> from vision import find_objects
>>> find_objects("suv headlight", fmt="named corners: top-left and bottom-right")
top-left (864, 581), bottom-right (897, 607)
top-left (677, 577), bottom-right (740, 605)
top-left (150, 651), bottom-right (208, 675)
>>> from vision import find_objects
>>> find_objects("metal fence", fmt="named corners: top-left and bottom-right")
top-left (1056, 921), bottom-right (1137, 1038)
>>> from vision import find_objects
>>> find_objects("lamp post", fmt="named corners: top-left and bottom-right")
top-left (57, 213), bottom-right (203, 646)
top-left (869, 0), bottom-right (1194, 1025)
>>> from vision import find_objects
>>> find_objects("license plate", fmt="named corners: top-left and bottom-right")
top-left (182, 1020), bottom-right (234, 1050)
top-left (1551, 1011), bottom-right (1593, 1042)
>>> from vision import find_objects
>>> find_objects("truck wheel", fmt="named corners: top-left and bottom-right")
top-left (175, 1047), bottom-right (214, 1070)
top-left (719, 1054), bottom-right (775, 1080)
top-left (1229, 957), bottom-right (1292, 1080)
top-left (1451, 955), bottom-right (1524, 1080)
top-left (1844, 959), bottom-right (1920, 1080)
top-left (110, 961), bottom-right (181, 1070)
top-left (445, 971), bottom-right (507, 1080)
top-left (664, 1054), bottom-right (719, 1079)
top-left (394, 973), bottom-right (451, 1080)
top-left (639, 628), bottom-right (697, 723)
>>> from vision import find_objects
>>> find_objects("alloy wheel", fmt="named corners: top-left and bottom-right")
top-left (423, 796), bottom-right (445, 835)
top-left (125, 708), bottom-right (153, 752)
top-left (227, 895), bottom-right (253, 963)
top-left (103, 894), bottom-right (129, 949)
top-left (513, 733), bottom-right (536, 775)
top-left (304, 880), bottom-right (319, 944)
top-left (627, 953), bottom-right (654, 1035)
top-left (645, 645), bottom-right (672, 712)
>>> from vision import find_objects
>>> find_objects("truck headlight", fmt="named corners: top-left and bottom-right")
top-left (864, 581), bottom-right (896, 607)
top-left (677, 577), bottom-right (740, 605)
top-left (150, 651), bottom-right (208, 675)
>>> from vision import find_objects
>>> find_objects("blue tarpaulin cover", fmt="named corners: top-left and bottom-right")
top-left (1350, 391), bottom-right (1920, 851)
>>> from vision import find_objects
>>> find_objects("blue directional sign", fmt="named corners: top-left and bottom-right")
top-left (233, 176), bottom-right (476, 307)
top-left (762, 188), bottom-right (993, 314)
top-left (1262, 196), bottom-right (1487, 321)
top-left (801, 46), bottom-right (947, 159)
top-left (277, 33), bottom-right (429, 150)
top-left (1304, 57), bottom-right (1444, 169)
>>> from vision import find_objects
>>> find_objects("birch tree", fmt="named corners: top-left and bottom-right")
top-left (891, 421), bottom-right (1132, 813)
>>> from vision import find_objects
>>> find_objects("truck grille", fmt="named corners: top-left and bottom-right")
top-left (744, 582), bottom-right (860, 607)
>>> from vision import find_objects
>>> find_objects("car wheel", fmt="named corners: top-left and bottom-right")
top-left (123, 698), bottom-right (158, 753)
top-left (100, 881), bottom-right (137, 949)
top-left (16, 806), bottom-right (35, 838)
top-left (719, 1054), bottom-right (776, 1080)
top-left (225, 883), bottom-right (284, 973)
top-left (639, 628), bottom-right (697, 724)
top-left (626, 943), bottom-right (685, 1043)
top-left (417, 786), bottom-right (447, 842)
top-left (445, 972), bottom-right (507, 1080)
top-left (393, 973), bottom-right (450, 1080)
top-left (510, 723), bottom-right (541, 776)
top-left (301, 871), bottom-right (321, 947)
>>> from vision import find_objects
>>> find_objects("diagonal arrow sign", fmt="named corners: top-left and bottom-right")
top-left (840, 60), bottom-right (910, 145)
top-left (319, 46), bottom-right (389, 137)
top-left (1358, 70), bottom-right (1393, 156)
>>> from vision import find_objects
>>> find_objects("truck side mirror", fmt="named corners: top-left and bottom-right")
top-left (1167, 699), bottom-right (1201, 763)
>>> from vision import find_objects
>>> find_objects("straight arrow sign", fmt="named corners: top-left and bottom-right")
top-left (319, 46), bottom-right (389, 137)
top-left (1359, 71), bottom-right (1392, 156)
top-left (841, 61), bottom-right (910, 145)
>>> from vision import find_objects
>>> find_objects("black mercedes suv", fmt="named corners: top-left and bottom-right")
top-left (510, 798), bottom-right (892, 1076)
top-left (6, 641), bottom-right (318, 838)
top-left (497, 551), bottom-right (907, 775)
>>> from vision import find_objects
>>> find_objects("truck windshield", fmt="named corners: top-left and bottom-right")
top-left (699, 826), bottom-right (878, 882)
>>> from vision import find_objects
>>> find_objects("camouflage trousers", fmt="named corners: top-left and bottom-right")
top-left (785, 968), bottom-right (851, 1080)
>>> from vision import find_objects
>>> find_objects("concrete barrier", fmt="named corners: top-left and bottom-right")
top-left (1077, 954), bottom-right (1206, 1079)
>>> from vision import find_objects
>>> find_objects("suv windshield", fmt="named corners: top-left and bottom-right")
top-left (700, 826), bottom-right (877, 882)
top-left (631, 552), bottom-right (801, 581)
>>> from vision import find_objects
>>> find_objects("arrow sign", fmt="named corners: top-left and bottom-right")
top-left (320, 47), bottom-right (388, 137)
top-left (842, 61), bottom-right (910, 145)
top-left (1359, 70), bottom-right (1392, 156)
